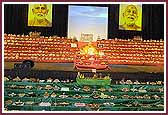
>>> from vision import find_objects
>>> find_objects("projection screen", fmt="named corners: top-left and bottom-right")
top-left (68, 5), bottom-right (108, 42)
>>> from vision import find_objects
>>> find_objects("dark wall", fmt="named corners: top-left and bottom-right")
top-left (108, 4), bottom-right (164, 39)
top-left (4, 4), bottom-right (164, 40)
top-left (4, 4), bottom-right (68, 37)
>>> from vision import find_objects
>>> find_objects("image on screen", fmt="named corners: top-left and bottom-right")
top-left (28, 4), bottom-right (52, 27)
top-left (119, 4), bottom-right (142, 31)
top-left (68, 5), bottom-right (108, 42)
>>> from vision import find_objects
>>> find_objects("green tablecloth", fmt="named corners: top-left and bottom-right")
top-left (76, 78), bottom-right (111, 86)
top-left (4, 81), bottom-right (164, 111)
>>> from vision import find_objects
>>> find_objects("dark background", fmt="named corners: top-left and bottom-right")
top-left (4, 4), bottom-right (164, 40)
